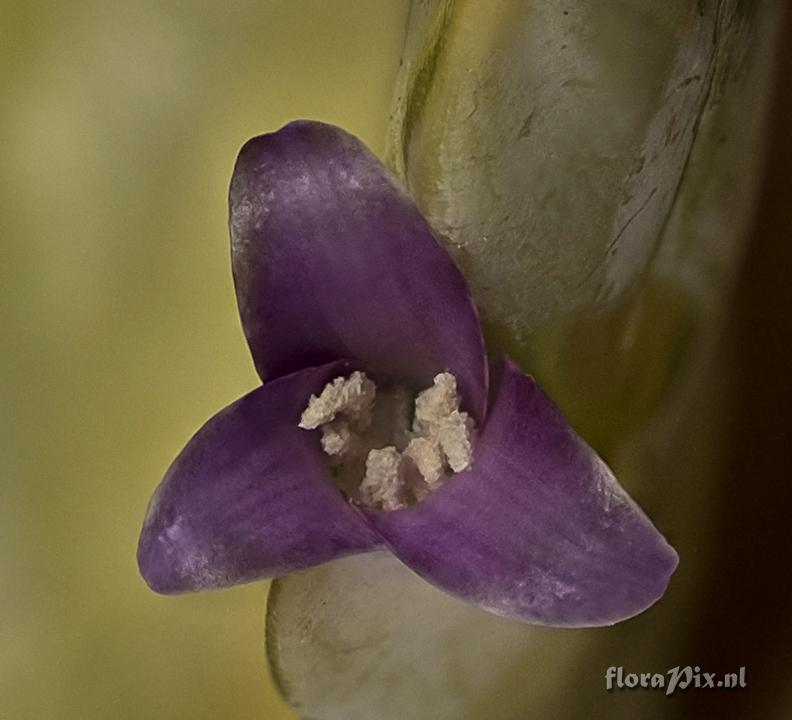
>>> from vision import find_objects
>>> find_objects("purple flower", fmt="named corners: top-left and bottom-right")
top-left (137, 120), bottom-right (677, 627)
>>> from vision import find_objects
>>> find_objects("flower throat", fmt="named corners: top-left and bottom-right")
top-left (299, 371), bottom-right (476, 510)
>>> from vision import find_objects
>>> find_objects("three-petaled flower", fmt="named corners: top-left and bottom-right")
top-left (137, 120), bottom-right (677, 627)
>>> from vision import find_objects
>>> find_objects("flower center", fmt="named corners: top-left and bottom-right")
top-left (299, 371), bottom-right (476, 510)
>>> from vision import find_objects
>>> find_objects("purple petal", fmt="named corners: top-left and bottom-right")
top-left (369, 359), bottom-right (678, 627)
top-left (137, 361), bottom-right (381, 594)
top-left (229, 120), bottom-right (488, 424)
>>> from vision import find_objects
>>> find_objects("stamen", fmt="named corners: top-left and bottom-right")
top-left (320, 419), bottom-right (353, 458)
top-left (412, 373), bottom-right (475, 473)
top-left (359, 447), bottom-right (407, 511)
top-left (299, 371), bottom-right (375, 431)
top-left (404, 437), bottom-right (445, 486)
top-left (437, 410), bottom-right (475, 473)
top-left (299, 370), bottom-right (476, 510)
top-left (413, 372), bottom-right (460, 435)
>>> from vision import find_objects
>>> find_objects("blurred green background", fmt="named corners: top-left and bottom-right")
top-left (1, 2), bottom-right (407, 718)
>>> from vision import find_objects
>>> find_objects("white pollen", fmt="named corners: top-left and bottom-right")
top-left (360, 447), bottom-right (407, 511)
top-left (404, 437), bottom-right (445, 486)
top-left (413, 372), bottom-right (460, 435)
top-left (320, 419), bottom-right (352, 457)
top-left (299, 371), bottom-right (375, 431)
top-left (298, 370), bottom-right (475, 510)
top-left (412, 373), bottom-right (475, 474)
top-left (438, 410), bottom-right (476, 473)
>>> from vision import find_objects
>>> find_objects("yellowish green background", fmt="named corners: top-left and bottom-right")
top-left (2, 2), bottom-right (408, 718)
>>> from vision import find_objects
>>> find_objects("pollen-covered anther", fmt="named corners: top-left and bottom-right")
top-left (413, 373), bottom-right (475, 473)
top-left (360, 447), bottom-right (408, 511)
top-left (412, 372), bottom-right (460, 435)
top-left (299, 370), bottom-right (476, 510)
top-left (404, 437), bottom-right (445, 486)
top-left (299, 370), bottom-right (376, 431)
top-left (319, 419), bottom-right (353, 458)
top-left (438, 410), bottom-right (476, 473)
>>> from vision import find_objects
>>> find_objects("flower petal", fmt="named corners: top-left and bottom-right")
top-left (137, 361), bottom-right (381, 593)
top-left (229, 120), bottom-right (488, 423)
top-left (369, 359), bottom-right (678, 626)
